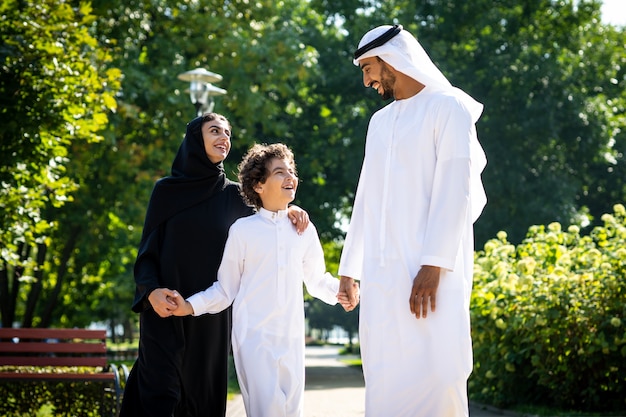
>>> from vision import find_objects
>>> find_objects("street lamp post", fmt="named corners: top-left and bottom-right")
top-left (177, 67), bottom-right (227, 116)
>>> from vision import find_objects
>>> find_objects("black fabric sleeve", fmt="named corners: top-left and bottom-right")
top-left (131, 226), bottom-right (162, 313)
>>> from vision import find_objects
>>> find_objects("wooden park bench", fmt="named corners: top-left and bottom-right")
top-left (0, 328), bottom-right (128, 416)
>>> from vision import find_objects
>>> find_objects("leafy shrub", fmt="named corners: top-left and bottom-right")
top-left (0, 367), bottom-right (118, 416)
top-left (470, 204), bottom-right (626, 412)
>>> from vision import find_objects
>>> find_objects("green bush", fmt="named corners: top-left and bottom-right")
top-left (0, 369), bottom-right (118, 416)
top-left (470, 204), bottom-right (626, 413)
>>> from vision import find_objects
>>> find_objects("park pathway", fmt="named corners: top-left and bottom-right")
top-left (225, 345), bottom-right (503, 417)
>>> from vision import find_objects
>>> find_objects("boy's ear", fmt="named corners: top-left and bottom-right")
top-left (254, 182), bottom-right (263, 194)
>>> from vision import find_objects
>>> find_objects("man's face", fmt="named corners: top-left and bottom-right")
top-left (359, 57), bottom-right (396, 100)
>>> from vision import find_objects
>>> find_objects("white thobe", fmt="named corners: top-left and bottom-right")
top-left (188, 208), bottom-right (339, 417)
top-left (339, 87), bottom-right (478, 417)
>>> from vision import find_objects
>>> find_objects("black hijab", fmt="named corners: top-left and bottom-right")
top-left (139, 114), bottom-right (227, 244)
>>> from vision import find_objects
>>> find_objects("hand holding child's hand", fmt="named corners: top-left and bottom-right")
top-left (337, 284), bottom-right (360, 312)
top-left (148, 288), bottom-right (181, 318)
top-left (338, 291), bottom-right (353, 311)
top-left (338, 277), bottom-right (360, 312)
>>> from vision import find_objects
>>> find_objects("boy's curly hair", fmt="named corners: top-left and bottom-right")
top-left (238, 143), bottom-right (297, 209)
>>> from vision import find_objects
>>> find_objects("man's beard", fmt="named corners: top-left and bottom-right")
top-left (380, 64), bottom-right (396, 100)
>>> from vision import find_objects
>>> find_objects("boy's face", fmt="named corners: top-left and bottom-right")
top-left (255, 157), bottom-right (298, 211)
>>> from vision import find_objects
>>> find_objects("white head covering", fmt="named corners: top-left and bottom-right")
top-left (354, 25), bottom-right (487, 222)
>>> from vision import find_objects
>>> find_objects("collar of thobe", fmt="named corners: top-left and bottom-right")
top-left (259, 207), bottom-right (289, 223)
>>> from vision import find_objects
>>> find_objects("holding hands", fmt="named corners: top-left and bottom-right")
top-left (148, 288), bottom-right (194, 317)
top-left (338, 276), bottom-right (360, 312)
top-left (153, 280), bottom-right (357, 317)
top-left (147, 288), bottom-right (182, 318)
top-left (169, 295), bottom-right (194, 316)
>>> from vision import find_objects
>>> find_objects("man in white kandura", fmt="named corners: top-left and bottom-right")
top-left (338, 24), bottom-right (488, 417)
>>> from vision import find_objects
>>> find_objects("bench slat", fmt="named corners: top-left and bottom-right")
top-left (0, 328), bottom-right (122, 414)
top-left (0, 341), bottom-right (106, 354)
top-left (0, 371), bottom-right (115, 381)
top-left (0, 328), bottom-right (112, 380)
top-left (0, 328), bottom-right (106, 340)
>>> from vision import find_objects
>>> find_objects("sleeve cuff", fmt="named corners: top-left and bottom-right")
top-left (420, 255), bottom-right (455, 272)
top-left (187, 293), bottom-right (205, 317)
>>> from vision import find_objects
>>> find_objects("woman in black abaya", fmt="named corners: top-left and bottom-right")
top-left (120, 113), bottom-right (308, 417)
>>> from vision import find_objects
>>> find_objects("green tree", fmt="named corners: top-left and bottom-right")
top-left (80, 0), bottom-right (369, 335)
top-left (451, 0), bottom-right (626, 244)
top-left (0, 0), bottom-right (121, 327)
top-left (312, 0), bottom-right (626, 245)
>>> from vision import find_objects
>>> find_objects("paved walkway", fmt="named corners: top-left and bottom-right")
top-left (225, 345), bottom-right (502, 417)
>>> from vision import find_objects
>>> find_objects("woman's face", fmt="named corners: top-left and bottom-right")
top-left (202, 118), bottom-right (231, 164)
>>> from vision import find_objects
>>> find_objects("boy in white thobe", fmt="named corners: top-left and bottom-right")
top-left (338, 25), bottom-right (487, 417)
top-left (172, 143), bottom-right (349, 417)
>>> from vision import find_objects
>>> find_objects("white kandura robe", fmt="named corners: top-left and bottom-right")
top-left (188, 208), bottom-right (339, 417)
top-left (339, 87), bottom-right (477, 417)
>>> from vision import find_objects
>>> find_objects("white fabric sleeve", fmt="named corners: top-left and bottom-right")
top-left (187, 228), bottom-right (243, 316)
top-left (338, 158), bottom-right (367, 280)
top-left (302, 224), bottom-right (340, 305)
top-left (420, 98), bottom-right (472, 271)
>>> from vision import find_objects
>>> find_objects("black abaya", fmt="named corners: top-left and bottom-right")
top-left (120, 115), bottom-right (254, 417)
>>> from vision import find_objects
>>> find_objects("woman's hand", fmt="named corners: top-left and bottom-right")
top-left (148, 288), bottom-right (181, 318)
top-left (287, 205), bottom-right (310, 235)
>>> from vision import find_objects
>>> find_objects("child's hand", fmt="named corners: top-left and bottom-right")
top-left (170, 296), bottom-right (194, 316)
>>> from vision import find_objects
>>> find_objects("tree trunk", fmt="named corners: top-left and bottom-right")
top-left (0, 264), bottom-right (13, 328)
top-left (40, 227), bottom-right (81, 327)
top-left (22, 243), bottom-right (47, 328)
top-left (0, 242), bottom-right (28, 328)
top-left (123, 318), bottom-right (135, 343)
top-left (108, 320), bottom-right (117, 343)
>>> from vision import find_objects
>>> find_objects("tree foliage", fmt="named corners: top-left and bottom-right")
top-left (0, 0), bottom-right (121, 327)
top-left (314, 0), bottom-right (626, 243)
